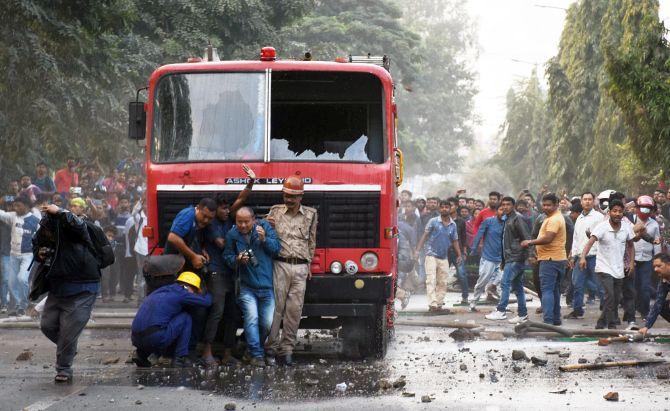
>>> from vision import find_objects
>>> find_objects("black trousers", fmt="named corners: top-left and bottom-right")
top-left (597, 273), bottom-right (622, 328)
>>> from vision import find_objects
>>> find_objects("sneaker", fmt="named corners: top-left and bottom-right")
top-left (563, 311), bottom-right (584, 320)
top-left (171, 356), bottom-right (193, 368)
top-left (264, 356), bottom-right (276, 367)
top-left (0, 305), bottom-right (7, 314)
top-left (460, 298), bottom-right (468, 305)
top-left (485, 310), bottom-right (507, 320)
top-left (469, 304), bottom-right (478, 313)
top-left (17, 309), bottom-right (25, 317)
top-left (508, 315), bottom-right (528, 324)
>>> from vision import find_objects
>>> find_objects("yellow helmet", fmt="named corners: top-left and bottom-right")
top-left (176, 271), bottom-right (201, 291)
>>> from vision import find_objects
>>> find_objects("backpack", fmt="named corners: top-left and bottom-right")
top-left (84, 220), bottom-right (115, 269)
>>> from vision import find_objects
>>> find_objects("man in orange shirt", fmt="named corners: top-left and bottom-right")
top-left (521, 193), bottom-right (567, 325)
top-left (54, 158), bottom-right (79, 195)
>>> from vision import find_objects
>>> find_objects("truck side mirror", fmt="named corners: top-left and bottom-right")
top-left (128, 101), bottom-right (146, 140)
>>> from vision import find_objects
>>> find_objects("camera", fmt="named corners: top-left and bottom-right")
top-left (243, 249), bottom-right (259, 267)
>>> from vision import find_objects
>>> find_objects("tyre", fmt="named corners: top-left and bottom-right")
top-left (341, 303), bottom-right (389, 359)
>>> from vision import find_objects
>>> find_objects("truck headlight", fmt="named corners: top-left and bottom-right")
top-left (344, 260), bottom-right (358, 275)
top-left (360, 252), bottom-right (379, 271)
top-left (330, 261), bottom-right (343, 275)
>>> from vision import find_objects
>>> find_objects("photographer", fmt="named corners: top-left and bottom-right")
top-left (33, 204), bottom-right (102, 383)
top-left (223, 207), bottom-right (280, 367)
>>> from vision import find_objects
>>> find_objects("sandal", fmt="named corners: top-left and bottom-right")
top-left (54, 373), bottom-right (72, 383)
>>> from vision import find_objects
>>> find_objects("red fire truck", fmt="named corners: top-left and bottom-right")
top-left (128, 46), bottom-right (404, 358)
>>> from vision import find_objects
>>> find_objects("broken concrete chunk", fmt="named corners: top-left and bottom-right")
top-left (531, 357), bottom-right (547, 366)
top-left (16, 351), bottom-right (32, 361)
top-left (604, 392), bottom-right (619, 402)
top-left (512, 350), bottom-right (529, 361)
top-left (421, 395), bottom-right (432, 403)
top-left (102, 357), bottom-right (120, 365)
top-left (224, 403), bottom-right (236, 410)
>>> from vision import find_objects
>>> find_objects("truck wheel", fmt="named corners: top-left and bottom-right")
top-left (341, 304), bottom-right (389, 359)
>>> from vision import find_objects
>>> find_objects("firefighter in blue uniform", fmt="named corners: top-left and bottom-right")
top-left (131, 272), bottom-right (212, 367)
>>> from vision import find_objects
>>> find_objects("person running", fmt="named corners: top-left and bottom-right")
top-left (579, 200), bottom-right (635, 329)
top-left (486, 197), bottom-right (531, 323)
top-left (469, 207), bottom-right (504, 311)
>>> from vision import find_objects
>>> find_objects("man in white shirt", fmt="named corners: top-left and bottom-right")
top-left (579, 200), bottom-right (635, 329)
top-left (627, 195), bottom-right (661, 326)
top-left (565, 192), bottom-right (605, 319)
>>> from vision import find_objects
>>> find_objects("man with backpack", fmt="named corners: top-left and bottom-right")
top-left (33, 202), bottom-right (113, 383)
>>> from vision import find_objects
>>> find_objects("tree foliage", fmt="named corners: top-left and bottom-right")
top-left (495, 69), bottom-right (551, 193)
top-left (1, 0), bottom-right (477, 182)
top-left (500, 0), bottom-right (667, 194)
top-left (602, 0), bottom-right (670, 176)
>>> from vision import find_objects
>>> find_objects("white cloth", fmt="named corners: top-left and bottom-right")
top-left (632, 215), bottom-right (661, 261)
top-left (591, 219), bottom-right (634, 279)
top-left (572, 209), bottom-right (604, 257)
top-left (133, 210), bottom-right (148, 256)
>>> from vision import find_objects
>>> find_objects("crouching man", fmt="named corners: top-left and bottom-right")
top-left (639, 253), bottom-right (670, 336)
top-left (224, 207), bottom-right (280, 367)
top-left (131, 272), bottom-right (212, 368)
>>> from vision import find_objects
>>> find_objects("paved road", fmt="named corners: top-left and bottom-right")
top-left (1, 293), bottom-right (669, 410)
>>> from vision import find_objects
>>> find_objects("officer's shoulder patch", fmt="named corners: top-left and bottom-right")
top-left (303, 205), bottom-right (317, 214)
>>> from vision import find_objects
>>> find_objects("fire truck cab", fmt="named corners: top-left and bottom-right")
top-left (129, 47), bottom-right (403, 358)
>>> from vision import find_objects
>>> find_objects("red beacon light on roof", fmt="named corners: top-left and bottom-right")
top-left (260, 47), bottom-right (277, 61)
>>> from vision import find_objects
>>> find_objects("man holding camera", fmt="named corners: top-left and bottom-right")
top-left (223, 207), bottom-right (280, 367)
top-left (265, 176), bottom-right (317, 366)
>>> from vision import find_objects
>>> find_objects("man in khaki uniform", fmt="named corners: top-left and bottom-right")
top-left (265, 175), bottom-right (317, 366)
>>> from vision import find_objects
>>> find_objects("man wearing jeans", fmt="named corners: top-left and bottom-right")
top-left (224, 207), bottom-right (280, 367)
top-left (579, 200), bottom-right (634, 329)
top-left (564, 192), bottom-right (604, 319)
top-left (486, 197), bottom-right (531, 323)
top-left (628, 195), bottom-right (661, 327)
top-left (522, 193), bottom-right (567, 325)
top-left (0, 196), bottom-right (40, 316)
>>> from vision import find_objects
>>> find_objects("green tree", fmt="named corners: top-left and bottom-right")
top-left (398, 0), bottom-right (477, 175)
top-left (496, 69), bottom-right (551, 193)
top-left (601, 0), bottom-right (670, 177)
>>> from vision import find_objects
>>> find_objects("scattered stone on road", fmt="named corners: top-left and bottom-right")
top-left (224, 403), bottom-right (236, 410)
top-left (402, 392), bottom-right (415, 397)
top-left (421, 395), bottom-right (432, 403)
top-left (559, 352), bottom-right (571, 358)
top-left (377, 379), bottom-right (392, 390)
top-left (578, 358), bottom-right (588, 364)
top-left (512, 350), bottom-right (529, 361)
top-left (135, 400), bottom-right (142, 405)
top-left (449, 328), bottom-right (475, 342)
top-left (459, 363), bottom-right (467, 371)
top-left (15, 350), bottom-right (32, 361)
top-left (393, 377), bottom-right (407, 389)
top-left (513, 366), bottom-right (522, 373)
top-left (604, 392), bottom-right (619, 402)
top-left (305, 379), bottom-right (319, 386)
top-left (531, 356), bottom-right (548, 366)
top-left (550, 389), bottom-right (567, 394)
top-left (102, 356), bottom-right (120, 365)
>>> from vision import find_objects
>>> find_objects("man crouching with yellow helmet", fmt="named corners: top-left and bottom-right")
top-left (131, 272), bottom-right (212, 368)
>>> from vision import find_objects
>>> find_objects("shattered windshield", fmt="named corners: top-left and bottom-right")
top-left (270, 71), bottom-right (385, 163)
top-left (152, 72), bottom-right (266, 163)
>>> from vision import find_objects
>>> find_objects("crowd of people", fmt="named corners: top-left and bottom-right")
top-left (0, 157), bottom-right (146, 317)
top-left (4, 157), bottom-right (670, 381)
top-left (397, 187), bottom-right (670, 333)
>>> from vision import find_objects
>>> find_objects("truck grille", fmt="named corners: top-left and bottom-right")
top-left (155, 191), bottom-right (380, 249)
